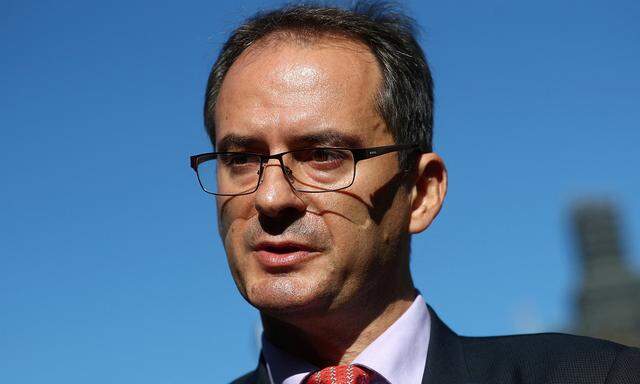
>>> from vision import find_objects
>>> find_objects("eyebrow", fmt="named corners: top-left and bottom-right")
top-left (289, 130), bottom-right (364, 149)
top-left (216, 134), bottom-right (264, 152)
top-left (216, 130), bottom-right (365, 153)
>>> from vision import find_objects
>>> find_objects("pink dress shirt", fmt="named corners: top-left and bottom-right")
top-left (261, 294), bottom-right (431, 384)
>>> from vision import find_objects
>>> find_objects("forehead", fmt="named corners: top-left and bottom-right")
top-left (214, 35), bottom-right (389, 149)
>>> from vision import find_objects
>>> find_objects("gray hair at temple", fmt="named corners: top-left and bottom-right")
top-left (203, 1), bottom-right (434, 169)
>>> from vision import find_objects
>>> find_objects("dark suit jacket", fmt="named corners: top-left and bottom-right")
top-left (231, 306), bottom-right (640, 383)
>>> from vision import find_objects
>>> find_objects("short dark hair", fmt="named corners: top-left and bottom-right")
top-left (203, 1), bottom-right (434, 168)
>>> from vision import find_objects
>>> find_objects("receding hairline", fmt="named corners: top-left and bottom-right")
top-left (231, 28), bottom-right (381, 68)
top-left (216, 29), bottom-right (386, 126)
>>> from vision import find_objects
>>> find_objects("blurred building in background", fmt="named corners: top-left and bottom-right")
top-left (572, 201), bottom-right (640, 347)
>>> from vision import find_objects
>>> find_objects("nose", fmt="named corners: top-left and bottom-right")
top-left (254, 159), bottom-right (306, 218)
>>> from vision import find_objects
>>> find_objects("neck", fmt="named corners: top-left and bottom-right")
top-left (261, 280), bottom-right (416, 367)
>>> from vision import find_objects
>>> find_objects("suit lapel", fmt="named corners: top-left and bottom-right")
top-left (254, 354), bottom-right (270, 384)
top-left (232, 354), bottom-right (269, 384)
top-left (422, 305), bottom-right (471, 384)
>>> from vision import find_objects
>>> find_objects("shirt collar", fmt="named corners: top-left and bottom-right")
top-left (353, 294), bottom-right (430, 384)
top-left (261, 334), bottom-right (317, 384)
top-left (261, 293), bottom-right (431, 384)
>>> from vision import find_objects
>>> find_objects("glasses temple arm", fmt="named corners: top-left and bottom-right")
top-left (351, 144), bottom-right (422, 162)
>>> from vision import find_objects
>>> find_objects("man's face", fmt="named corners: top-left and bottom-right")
top-left (214, 37), bottom-right (413, 317)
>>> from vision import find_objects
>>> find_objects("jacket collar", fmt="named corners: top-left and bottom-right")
top-left (422, 305), bottom-right (473, 384)
top-left (248, 354), bottom-right (270, 384)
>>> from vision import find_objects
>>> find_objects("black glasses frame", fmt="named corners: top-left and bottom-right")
top-left (190, 143), bottom-right (423, 196)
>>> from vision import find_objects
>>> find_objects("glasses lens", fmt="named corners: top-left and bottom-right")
top-left (197, 153), bottom-right (261, 195)
top-left (284, 148), bottom-right (355, 192)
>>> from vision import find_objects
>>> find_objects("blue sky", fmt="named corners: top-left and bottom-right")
top-left (1, 0), bottom-right (639, 382)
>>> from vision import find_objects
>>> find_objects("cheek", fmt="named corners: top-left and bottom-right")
top-left (314, 190), bottom-right (373, 229)
top-left (221, 221), bottom-right (245, 280)
top-left (216, 196), bottom-right (257, 281)
top-left (314, 173), bottom-right (411, 266)
top-left (216, 195), bottom-right (255, 241)
top-left (315, 193), bottom-right (377, 265)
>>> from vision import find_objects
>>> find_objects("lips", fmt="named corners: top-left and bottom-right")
top-left (253, 241), bottom-right (320, 269)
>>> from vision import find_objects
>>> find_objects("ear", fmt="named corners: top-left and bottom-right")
top-left (409, 152), bottom-right (447, 234)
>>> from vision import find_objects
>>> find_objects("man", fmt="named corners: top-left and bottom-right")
top-left (190, 2), bottom-right (640, 383)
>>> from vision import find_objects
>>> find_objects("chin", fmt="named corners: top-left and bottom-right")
top-left (244, 274), bottom-right (333, 316)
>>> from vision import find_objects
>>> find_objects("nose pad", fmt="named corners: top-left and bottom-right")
top-left (283, 166), bottom-right (294, 181)
top-left (256, 161), bottom-right (295, 188)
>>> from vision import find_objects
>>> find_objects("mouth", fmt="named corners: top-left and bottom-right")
top-left (253, 241), bottom-right (320, 270)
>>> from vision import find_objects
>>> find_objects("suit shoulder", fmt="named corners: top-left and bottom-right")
top-left (229, 354), bottom-right (267, 384)
top-left (459, 333), bottom-right (639, 383)
top-left (229, 370), bottom-right (257, 384)
top-left (461, 332), bottom-right (628, 354)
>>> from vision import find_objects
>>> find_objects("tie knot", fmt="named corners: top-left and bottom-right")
top-left (304, 364), bottom-right (372, 384)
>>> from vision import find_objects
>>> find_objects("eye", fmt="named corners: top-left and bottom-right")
top-left (220, 153), bottom-right (260, 167)
top-left (230, 154), bottom-right (249, 165)
top-left (295, 148), bottom-right (350, 172)
top-left (309, 149), bottom-right (345, 163)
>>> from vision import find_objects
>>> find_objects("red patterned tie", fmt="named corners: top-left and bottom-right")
top-left (303, 364), bottom-right (372, 384)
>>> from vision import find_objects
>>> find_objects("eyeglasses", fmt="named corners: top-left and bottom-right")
top-left (190, 143), bottom-right (422, 196)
